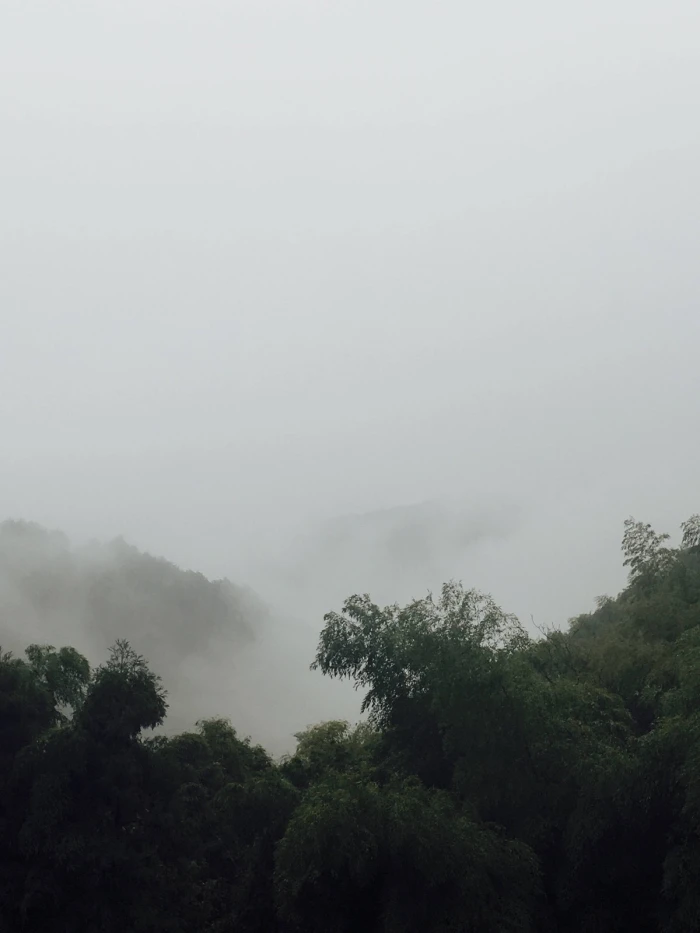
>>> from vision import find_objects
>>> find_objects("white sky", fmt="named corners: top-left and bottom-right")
top-left (2, 0), bottom-right (699, 630)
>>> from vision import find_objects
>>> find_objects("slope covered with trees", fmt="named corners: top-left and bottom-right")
top-left (0, 520), bottom-right (261, 731)
top-left (1, 515), bottom-right (700, 932)
top-left (0, 520), bottom-right (259, 657)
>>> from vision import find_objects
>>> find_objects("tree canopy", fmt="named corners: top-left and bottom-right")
top-left (1, 514), bottom-right (700, 931)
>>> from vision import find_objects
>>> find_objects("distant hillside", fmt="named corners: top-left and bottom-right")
top-left (318, 500), bottom-right (509, 569)
top-left (0, 520), bottom-right (263, 729)
top-left (261, 500), bottom-right (516, 614)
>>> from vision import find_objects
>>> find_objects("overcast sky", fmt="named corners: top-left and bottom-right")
top-left (2, 0), bottom-right (699, 628)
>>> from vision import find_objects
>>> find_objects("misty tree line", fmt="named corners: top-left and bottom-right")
top-left (2, 516), bottom-right (700, 931)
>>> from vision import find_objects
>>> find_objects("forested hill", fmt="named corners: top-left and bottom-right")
top-left (0, 520), bottom-right (261, 724)
top-left (2, 514), bottom-right (700, 932)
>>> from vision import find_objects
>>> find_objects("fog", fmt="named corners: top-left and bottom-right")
top-left (1, 1), bottom-right (699, 751)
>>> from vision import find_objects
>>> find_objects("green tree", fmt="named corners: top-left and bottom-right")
top-left (13, 642), bottom-right (168, 932)
top-left (25, 643), bottom-right (90, 716)
top-left (275, 773), bottom-right (539, 933)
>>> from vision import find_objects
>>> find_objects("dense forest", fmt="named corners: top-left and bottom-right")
top-left (2, 515), bottom-right (700, 932)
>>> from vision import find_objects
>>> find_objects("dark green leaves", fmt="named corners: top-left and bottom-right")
top-left (3, 514), bottom-right (700, 932)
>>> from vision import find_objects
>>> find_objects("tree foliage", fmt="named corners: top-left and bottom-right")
top-left (1, 514), bottom-right (700, 930)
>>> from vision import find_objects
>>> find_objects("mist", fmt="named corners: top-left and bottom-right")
top-left (1, 1), bottom-right (699, 751)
